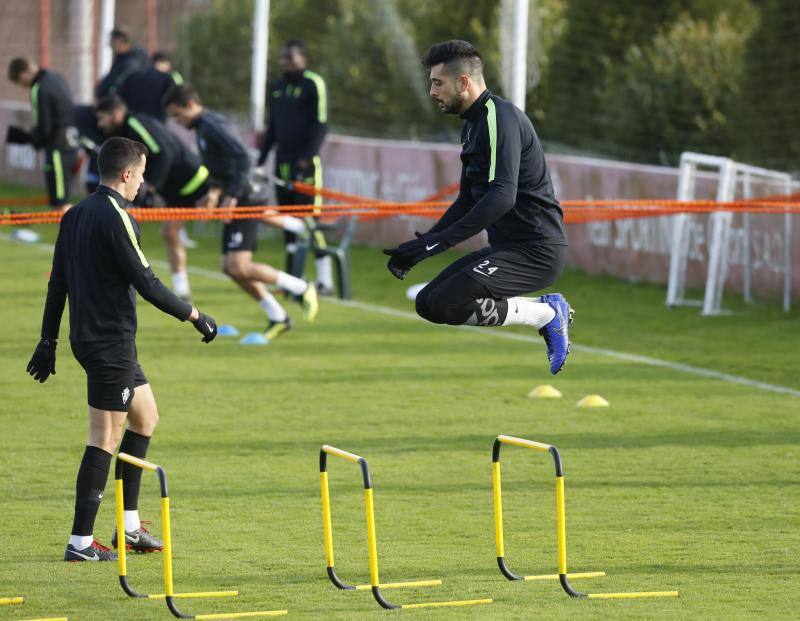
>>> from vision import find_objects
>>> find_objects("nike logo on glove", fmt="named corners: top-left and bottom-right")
top-left (426, 243), bottom-right (440, 251)
top-left (206, 322), bottom-right (213, 332)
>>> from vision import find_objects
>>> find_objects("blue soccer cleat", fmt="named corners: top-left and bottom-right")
top-left (538, 294), bottom-right (573, 374)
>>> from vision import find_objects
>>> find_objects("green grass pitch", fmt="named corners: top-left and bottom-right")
top-left (1, 196), bottom-right (799, 619)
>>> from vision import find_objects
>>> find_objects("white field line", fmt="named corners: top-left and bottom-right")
top-left (3, 231), bottom-right (798, 398)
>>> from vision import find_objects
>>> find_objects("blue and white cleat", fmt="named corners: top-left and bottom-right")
top-left (538, 294), bottom-right (573, 374)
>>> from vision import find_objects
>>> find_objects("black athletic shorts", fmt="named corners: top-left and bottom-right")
top-left (70, 340), bottom-right (148, 412)
top-left (221, 194), bottom-right (265, 254)
top-left (433, 243), bottom-right (568, 299)
top-left (161, 180), bottom-right (210, 208)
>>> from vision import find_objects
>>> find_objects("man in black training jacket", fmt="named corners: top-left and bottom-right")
top-left (7, 57), bottom-right (79, 210)
top-left (384, 40), bottom-right (573, 374)
top-left (26, 137), bottom-right (218, 561)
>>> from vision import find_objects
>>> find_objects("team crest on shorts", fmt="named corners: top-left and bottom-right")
top-left (122, 387), bottom-right (130, 405)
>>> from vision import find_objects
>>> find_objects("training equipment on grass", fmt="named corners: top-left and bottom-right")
top-left (319, 445), bottom-right (493, 610)
top-left (0, 596), bottom-right (24, 605)
top-left (528, 384), bottom-right (562, 399)
top-left (0, 597), bottom-right (68, 620)
top-left (217, 325), bottom-right (240, 337)
top-left (576, 394), bottom-right (609, 408)
top-left (492, 435), bottom-right (678, 599)
top-left (115, 453), bottom-right (287, 619)
top-left (239, 333), bottom-right (269, 345)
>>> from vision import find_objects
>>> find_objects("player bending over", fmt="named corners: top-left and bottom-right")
top-left (384, 40), bottom-right (573, 374)
top-left (27, 137), bottom-right (218, 561)
top-left (164, 85), bottom-right (319, 340)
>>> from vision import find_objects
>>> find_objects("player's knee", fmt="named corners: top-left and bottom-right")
top-left (415, 288), bottom-right (436, 322)
top-left (223, 259), bottom-right (245, 280)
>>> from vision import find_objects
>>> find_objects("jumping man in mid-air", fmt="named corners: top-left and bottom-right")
top-left (384, 40), bottom-right (572, 374)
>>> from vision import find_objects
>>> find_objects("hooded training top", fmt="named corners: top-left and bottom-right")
top-left (111, 112), bottom-right (208, 196)
top-left (29, 69), bottom-right (77, 151)
top-left (40, 185), bottom-right (192, 342)
top-left (191, 110), bottom-right (252, 200)
top-left (258, 69), bottom-right (328, 165)
top-left (430, 90), bottom-right (567, 248)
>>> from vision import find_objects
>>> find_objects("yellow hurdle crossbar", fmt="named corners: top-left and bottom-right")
top-left (0, 597), bottom-right (24, 605)
top-left (492, 436), bottom-right (679, 600)
top-left (320, 445), bottom-right (493, 610)
top-left (114, 453), bottom-right (287, 619)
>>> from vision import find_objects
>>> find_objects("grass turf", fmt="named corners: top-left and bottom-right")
top-left (0, 200), bottom-right (798, 620)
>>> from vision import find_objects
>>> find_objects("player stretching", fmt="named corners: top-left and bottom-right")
top-left (384, 40), bottom-right (572, 374)
top-left (27, 137), bottom-right (218, 560)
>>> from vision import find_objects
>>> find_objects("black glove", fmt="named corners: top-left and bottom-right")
top-left (383, 232), bottom-right (448, 271)
top-left (26, 338), bottom-right (57, 383)
top-left (192, 311), bottom-right (218, 343)
top-left (386, 254), bottom-right (412, 280)
top-left (6, 125), bottom-right (33, 145)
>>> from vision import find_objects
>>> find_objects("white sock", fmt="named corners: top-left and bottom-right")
top-left (69, 534), bottom-right (94, 550)
top-left (315, 256), bottom-right (334, 289)
top-left (259, 293), bottom-right (287, 322)
top-left (275, 271), bottom-right (308, 296)
top-left (502, 297), bottom-right (555, 329)
top-left (171, 271), bottom-right (191, 297)
top-left (124, 510), bottom-right (141, 532)
top-left (281, 216), bottom-right (306, 234)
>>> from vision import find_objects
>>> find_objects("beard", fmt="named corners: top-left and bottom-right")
top-left (433, 94), bottom-right (464, 114)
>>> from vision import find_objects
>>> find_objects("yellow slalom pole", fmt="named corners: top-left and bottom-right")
top-left (555, 476), bottom-right (568, 575)
top-left (114, 479), bottom-right (128, 579)
top-left (587, 591), bottom-right (679, 599)
top-left (0, 597), bottom-right (24, 605)
top-left (320, 472), bottom-right (335, 568)
top-left (161, 496), bottom-right (175, 598)
top-left (524, 572), bottom-right (606, 581)
top-left (353, 580), bottom-right (442, 590)
top-left (364, 488), bottom-right (381, 588)
top-left (400, 598), bottom-right (494, 610)
top-left (193, 610), bottom-right (288, 619)
top-left (492, 461), bottom-right (505, 558)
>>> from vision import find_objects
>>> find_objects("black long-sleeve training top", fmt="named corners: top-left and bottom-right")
top-left (190, 111), bottom-right (252, 200)
top-left (95, 46), bottom-right (149, 99)
top-left (40, 185), bottom-right (192, 342)
top-left (258, 69), bottom-right (328, 165)
top-left (29, 69), bottom-right (77, 151)
top-left (112, 113), bottom-right (207, 195)
top-left (429, 90), bottom-right (567, 248)
top-left (116, 66), bottom-right (177, 122)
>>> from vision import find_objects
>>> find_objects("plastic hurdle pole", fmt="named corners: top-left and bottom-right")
top-left (115, 453), bottom-right (288, 619)
top-left (492, 436), bottom-right (679, 599)
top-left (320, 445), bottom-right (493, 610)
top-left (0, 597), bottom-right (24, 605)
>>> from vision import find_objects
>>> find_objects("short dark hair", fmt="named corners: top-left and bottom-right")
top-left (151, 51), bottom-right (172, 64)
top-left (98, 137), bottom-right (148, 180)
top-left (421, 40), bottom-right (484, 78)
top-left (283, 38), bottom-right (308, 59)
top-left (110, 26), bottom-right (132, 42)
top-left (7, 57), bottom-right (34, 82)
top-left (95, 94), bottom-right (127, 114)
top-left (162, 84), bottom-right (201, 108)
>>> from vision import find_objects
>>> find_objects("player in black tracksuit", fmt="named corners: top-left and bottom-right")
top-left (95, 95), bottom-right (211, 301)
top-left (257, 39), bottom-right (333, 293)
top-left (164, 85), bottom-right (319, 338)
top-left (117, 65), bottom-right (177, 122)
top-left (95, 27), bottom-right (149, 99)
top-left (6, 58), bottom-right (78, 209)
top-left (385, 41), bottom-right (573, 374)
top-left (26, 137), bottom-right (217, 561)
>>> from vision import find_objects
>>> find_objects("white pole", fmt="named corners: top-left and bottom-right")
top-left (250, 0), bottom-right (270, 131)
top-left (98, 0), bottom-right (115, 78)
top-left (510, 0), bottom-right (529, 111)
top-left (68, 0), bottom-right (94, 103)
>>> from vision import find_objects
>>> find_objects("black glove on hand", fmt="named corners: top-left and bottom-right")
top-left (192, 311), bottom-right (218, 343)
top-left (27, 338), bottom-right (57, 383)
top-left (386, 254), bottom-right (412, 280)
top-left (383, 232), bottom-right (448, 272)
top-left (6, 125), bottom-right (33, 145)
